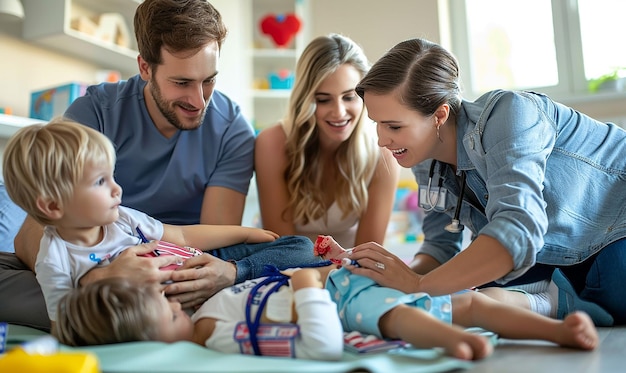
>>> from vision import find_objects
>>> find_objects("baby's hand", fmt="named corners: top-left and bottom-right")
top-left (245, 228), bottom-right (279, 243)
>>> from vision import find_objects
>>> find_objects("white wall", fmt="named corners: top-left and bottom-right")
top-left (3, 1), bottom-right (626, 116)
top-left (1, 1), bottom-right (625, 134)
top-left (309, 0), bottom-right (442, 62)
top-left (0, 33), bottom-right (102, 118)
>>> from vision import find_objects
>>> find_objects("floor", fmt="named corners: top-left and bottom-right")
top-left (464, 327), bottom-right (625, 373)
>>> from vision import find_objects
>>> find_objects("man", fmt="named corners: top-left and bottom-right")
top-left (1, 0), bottom-right (319, 331)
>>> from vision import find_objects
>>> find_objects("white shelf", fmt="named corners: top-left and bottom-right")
top-left (21, 0), bottom-right (140, 76)
top-left (0, 114), bottom-right (45, 138)
top-left (249, 0), bottom-right (307, 130)
top-left (252, 89), bottom-right (292, 98)
top-left (251, 49), bottom-right (298, 58)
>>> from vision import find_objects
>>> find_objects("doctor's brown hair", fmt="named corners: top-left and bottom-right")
top-left (356, 38), bottom-right (462, 117)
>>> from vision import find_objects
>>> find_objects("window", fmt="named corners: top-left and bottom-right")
top-left (448, 0), bottom-right (626, 100)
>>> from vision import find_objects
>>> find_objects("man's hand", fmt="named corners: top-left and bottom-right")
top-left (79, 242), bottom-right (180, 287)
top-left (164, 253), bottom-right (237, 309)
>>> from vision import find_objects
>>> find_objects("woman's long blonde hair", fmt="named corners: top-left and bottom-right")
top-left (282, 34), bottom-right (379, 225)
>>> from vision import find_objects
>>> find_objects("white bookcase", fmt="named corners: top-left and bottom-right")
top-left (21, 0), bottom-right (140, 76)
top-left (247, 0), bottom-right (308, 131)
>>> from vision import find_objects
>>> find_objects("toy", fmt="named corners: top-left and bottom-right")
top-left (259, 13), bottom-right (302, 48)
top-left (268, 69), bottom-right (294, 89)
top-left (136, 227), bottom-right (203, 270)
top-left (313, 235), bottom-right (351, 265)
top-left (140, 241), bottom-right (203, 271)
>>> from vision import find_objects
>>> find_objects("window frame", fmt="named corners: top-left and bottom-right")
top-left (446, 0), bottom-right (593, 101)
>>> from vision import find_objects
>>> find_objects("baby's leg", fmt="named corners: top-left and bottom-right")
top-left (378, 304), bottom-right (493, 360)
top-left (451, 291), bottom-right (598, 350)
top-left (480, 284), bottom-right (558, 318)
top-left (478, 287), bottom-right (530, 309)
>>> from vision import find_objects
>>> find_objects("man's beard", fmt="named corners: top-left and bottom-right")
top-left (149, 78), bottom-right (206, 131)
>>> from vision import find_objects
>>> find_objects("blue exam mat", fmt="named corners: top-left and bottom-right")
top-left (4, 324), bottom-right (475, 373)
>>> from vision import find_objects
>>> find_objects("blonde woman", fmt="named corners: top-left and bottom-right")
top-left (255, 34), bottom-right (400, 248)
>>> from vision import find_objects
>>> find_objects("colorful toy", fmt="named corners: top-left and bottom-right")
top-left (136, 227), bottom-right (203, 270)
top-left (268, 69), bottom-right (294, 89)
top-left (313, 235), bottom-right (351, 265)
top-left (259, 13), bottom-right (302, 48)
top-left (140, 241), bottom-right (203, 271)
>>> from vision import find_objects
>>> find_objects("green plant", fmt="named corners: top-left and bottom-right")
top-left (588, 67), bottom-right (626, 93)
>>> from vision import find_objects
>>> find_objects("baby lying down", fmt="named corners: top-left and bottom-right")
top-left (54, 235), bottom-right (598, 361)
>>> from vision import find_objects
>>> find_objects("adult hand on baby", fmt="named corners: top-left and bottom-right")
top-left (165, 253), bottom-right (237, 309)
top-left (345, 241), bottom-right (423, 294)
top-left (79, 241), bottom-right (180, 287)
top-left (244, 227), bottom-right (280, 243)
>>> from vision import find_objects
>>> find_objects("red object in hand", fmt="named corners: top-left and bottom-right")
top-left (260, 13), bottom-right (302, 48)
top-left (313, 235), bottom-right (331, 257)
top-left (313, 235), bottom-right (343, 265)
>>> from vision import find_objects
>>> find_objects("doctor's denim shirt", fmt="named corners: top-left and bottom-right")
top-left (413, 90), bottom-right (626, 284)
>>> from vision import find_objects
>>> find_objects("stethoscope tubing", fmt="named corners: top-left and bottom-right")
top-left (424, 160), bottom-right (466, 233)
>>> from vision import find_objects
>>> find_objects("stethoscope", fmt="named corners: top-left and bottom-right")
top-left (424, 160), bottom-right (466, 233)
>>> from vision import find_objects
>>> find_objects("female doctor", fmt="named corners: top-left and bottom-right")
top-left (347, 38), bottom-right (626, 326)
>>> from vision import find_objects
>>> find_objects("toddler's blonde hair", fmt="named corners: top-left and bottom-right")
top-left (2, 117), bottom-right (116, 225)
top-left (54, 277), bottom-right (163, 346)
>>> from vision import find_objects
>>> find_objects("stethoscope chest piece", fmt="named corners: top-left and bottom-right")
top-left (419, 160), bottom-right (467, 233)
top-left (445, 219), bottom-right (464, 233)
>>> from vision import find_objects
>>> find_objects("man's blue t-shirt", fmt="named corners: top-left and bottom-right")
top-left (65, 75), bottom-right (255, 225)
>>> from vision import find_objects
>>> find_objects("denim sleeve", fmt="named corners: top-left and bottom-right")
top-left (417, 211), bottom-right (464, 264)
top-left (469, 92), bottom-right (553, 282)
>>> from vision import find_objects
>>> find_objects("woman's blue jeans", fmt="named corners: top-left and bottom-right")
top-left (571, 238), bottom-right (626, 324)
top-left (207, 235), bottom-right (323, 284)
top-left (482, 238), bottom-right (626, 325)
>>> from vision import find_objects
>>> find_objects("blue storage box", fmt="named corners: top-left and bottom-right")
top-left (30, 83), bottom-right (88, 121)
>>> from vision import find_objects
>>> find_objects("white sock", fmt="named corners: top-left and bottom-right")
top-left (546, 280), bottom-right (559, 318)
top-left (525, 292), bottom-right (551, 317)
top-left (512, 279), bottom-right (551, 293)
top-left (524, 282), bottom-right (559, 318)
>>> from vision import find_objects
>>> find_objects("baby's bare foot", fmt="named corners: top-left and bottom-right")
top-left (444, 333), bottom-right (493, 360)
top-left (558, 311), bottom-right (599, 350)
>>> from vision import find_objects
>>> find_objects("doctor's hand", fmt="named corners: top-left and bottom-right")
top-left (164, 253), bottom-right (236, 309)
top-left (343, 241), bottom-right (423, 294)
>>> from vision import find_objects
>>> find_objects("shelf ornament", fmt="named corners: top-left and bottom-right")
top-left (259, 13), bottom-right (302, 48)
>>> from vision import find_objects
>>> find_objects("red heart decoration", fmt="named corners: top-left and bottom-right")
top-left (260, 13), bottom-right (302, 48)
